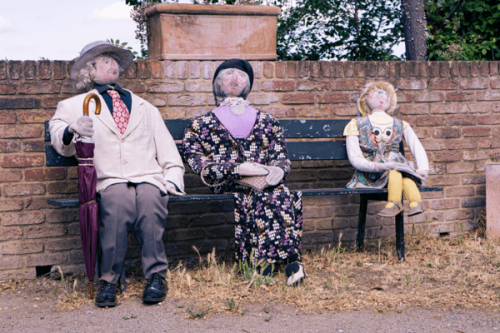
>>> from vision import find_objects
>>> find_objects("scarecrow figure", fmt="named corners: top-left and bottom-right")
top-left (181, 59), bottom-right (305, 285)
top-left (49, 41), bottom-right (185, 307)
top-left (344, 82), bottom-right (429, 217)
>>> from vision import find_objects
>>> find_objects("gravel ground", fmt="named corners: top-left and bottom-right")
top-left (1, 291), bottom-right (500, 332)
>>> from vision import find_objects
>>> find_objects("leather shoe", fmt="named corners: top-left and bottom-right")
top-left (143, 273), bottom-right (167, 303)
top-left (377, 202), bottom-right (403, 217)
top-left (408, 202), bottom-right (424, 216)
top-left (95, 280), bottom-right (117, 308)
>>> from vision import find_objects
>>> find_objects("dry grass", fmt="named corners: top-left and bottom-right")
top-left (2, 219), bottom-right (500, 316)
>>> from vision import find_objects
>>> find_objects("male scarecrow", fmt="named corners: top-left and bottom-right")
top-left (49, 41), bottom-right (185, 307)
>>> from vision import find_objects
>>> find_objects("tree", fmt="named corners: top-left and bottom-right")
top-left (272, 0), bottom-right (404, 61)
top-left (126, 0), bottom-right (404, 61)
top-left (401, 0), bottom-right (428, 60)
top-left (426, 0), bottom-right (500, 60)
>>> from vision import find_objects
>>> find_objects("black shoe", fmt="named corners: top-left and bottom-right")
top-left (95, 280), bottom-right (117, 308)
top-left (258, 264), bottom-right (273, 277)
top-left (285, 262), bottom-right (306, 286)
top-left (143, 273), bottom-right (167, 303)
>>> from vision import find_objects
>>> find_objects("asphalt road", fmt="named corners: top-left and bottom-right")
top-left (1, 292), bottom-right (500, 332)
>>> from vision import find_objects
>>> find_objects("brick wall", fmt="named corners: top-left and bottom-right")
top-left (0, 59), bottom-right (498, 278)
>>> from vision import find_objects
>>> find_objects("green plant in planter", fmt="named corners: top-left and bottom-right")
top-left (491, 153), bottom-right (500, 162)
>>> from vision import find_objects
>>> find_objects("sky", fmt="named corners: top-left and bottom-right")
top-left (0, 0), bottom-right (143, 60)
top-left (0, 0), bottom-right (404, 61)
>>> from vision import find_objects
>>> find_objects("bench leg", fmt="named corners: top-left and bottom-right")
top-left (395, 210), bottom-right (405, 261)
top-left (357, 194), bottom-right (369, 252)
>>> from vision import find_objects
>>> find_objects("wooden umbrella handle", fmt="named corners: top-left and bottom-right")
top-left (83, 93), bottom-right (101, 116)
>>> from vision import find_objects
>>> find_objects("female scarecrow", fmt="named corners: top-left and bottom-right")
top-left (344, 82), bottom-right (429, 217)
top-left (181, 59), bottom-right (305, 285)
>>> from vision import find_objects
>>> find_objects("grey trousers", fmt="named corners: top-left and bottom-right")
top-left (97, 183), bottom-right (169, 284)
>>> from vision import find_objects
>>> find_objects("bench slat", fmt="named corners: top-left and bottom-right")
top-left (45, 119), bottom-right (350, 141)
top-left (45, 141), bottom-right (348, 166)
top-left (45, 145), bottom-right (77, 167)
top-left (287, 141), bottom-right (347, 160)
top-left (280, 119), bottom-right (350, 138)
top-left (47, 187), bottom-right (443, 208)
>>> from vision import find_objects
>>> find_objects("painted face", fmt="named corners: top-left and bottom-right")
top-left (91, 56), bottom-right (120, 85)
top-left (367, 88), bottom-right (391, 112)
top-left (219, 68), bottom-right (249, 97)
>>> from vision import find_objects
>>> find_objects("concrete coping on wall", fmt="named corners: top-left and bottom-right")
top-left (146, 3), bottom-right (281, 17)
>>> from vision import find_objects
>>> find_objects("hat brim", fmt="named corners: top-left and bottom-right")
top-left (70, 44), bottom-right (134, 82)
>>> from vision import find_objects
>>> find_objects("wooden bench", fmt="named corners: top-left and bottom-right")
top-left (45, 119), bottom-right (442, 261)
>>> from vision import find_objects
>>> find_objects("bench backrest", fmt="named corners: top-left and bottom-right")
top-left (44, 119), bottom-right (356, 166)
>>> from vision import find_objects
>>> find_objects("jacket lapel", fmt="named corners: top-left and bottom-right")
top-left (122, 92), bottom-right (144, 139)
top-left (89, 89), bottom-right (121, 136)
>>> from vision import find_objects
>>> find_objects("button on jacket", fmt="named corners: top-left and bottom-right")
top-left (49, 89), bottom-right (185, 193)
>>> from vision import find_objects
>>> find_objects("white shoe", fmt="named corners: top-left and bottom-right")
top-left (286, 262), bottom-right (306, 286)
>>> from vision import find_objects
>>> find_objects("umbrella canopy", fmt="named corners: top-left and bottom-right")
top-left (75, 140), bottom-right (99, 297)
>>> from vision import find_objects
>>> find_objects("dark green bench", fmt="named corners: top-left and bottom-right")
top-left (45, 119), bottom-right (442, 260)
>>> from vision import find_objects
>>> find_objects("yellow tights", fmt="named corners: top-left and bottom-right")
top-left (386, 170), bottom-right (421, 208)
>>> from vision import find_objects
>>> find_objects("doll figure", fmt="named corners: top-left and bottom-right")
top-left (182, 59), bottom-right (305, 286)
top-left (343, 82), bottom-right (429, 217)
top-left (50, 41), bottom-right (185, 307)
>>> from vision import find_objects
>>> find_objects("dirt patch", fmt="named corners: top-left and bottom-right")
top-left (2, 229), bottom-right (500, 317)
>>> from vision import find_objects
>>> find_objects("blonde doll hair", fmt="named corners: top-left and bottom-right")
top-left (358, 82), bottom-right (397, 116)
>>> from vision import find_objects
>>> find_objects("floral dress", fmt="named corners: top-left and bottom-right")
top-left (181, 110), bottom-right (303, 264)
top-left (346, 116), bottom-right (420, 189)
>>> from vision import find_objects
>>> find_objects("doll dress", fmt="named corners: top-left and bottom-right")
top-left (345, 116), bottom-right (420, 189)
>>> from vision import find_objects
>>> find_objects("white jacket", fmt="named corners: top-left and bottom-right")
top-left (49, 89), bottom-right (185, 193)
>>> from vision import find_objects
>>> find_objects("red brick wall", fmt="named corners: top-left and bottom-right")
top-left (0, 59), bottom-right (498, 278)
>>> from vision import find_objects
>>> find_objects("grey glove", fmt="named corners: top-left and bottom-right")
top-left (68, 116), bottom-right (94, 138)
top-left (239, 162), bottom-right (269, 176)
top-left (262, 165), bottom-right (285, 186)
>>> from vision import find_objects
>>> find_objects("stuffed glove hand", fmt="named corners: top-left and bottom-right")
top-left (154, 175), bottom-right (185, 196)
top-left (239, 162), bottom-right (269, 176)
top-left (372, 161), bottom-right (409, 173)
top-left (262, 165), bottom-right (285, 186)
top-left (69, 116), bottom-right (94, 138)
top-left (416, 170), bottom-right (429, 179)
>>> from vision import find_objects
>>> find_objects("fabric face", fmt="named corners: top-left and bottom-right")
top-left (92, 56), bottom-right (120, 86)
top-left (367, 88), bottom-right (391, 112)
top-left (219, 68), bottom-right (250, 97)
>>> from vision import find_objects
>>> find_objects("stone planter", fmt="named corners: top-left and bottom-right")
top-left (146, 4), bottom-right (281, 61)
top-left (486, 162), bottom-right (500, 236)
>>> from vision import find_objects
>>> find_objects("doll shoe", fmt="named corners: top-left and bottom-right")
top-left (377, 202), bottom-right (403, 217)
top-left (408, 202), bottom-right (424, 216)
top-left (286, 262), bottom-right (306, 286)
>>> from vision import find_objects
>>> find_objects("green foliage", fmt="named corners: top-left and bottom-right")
top-left (107, 38), bottom-right (140, 58)
top-left (186, 307), bottom-right (210, 319)
top-left (426, 0), bottom-right (500, 60)
top-left (270, 0), bottom-right (404, 60)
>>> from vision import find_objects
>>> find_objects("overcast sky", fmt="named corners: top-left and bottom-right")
top-left (0, 0), bottom-right (142, 60)
top-left (0, 0), bottom-right (404, 61)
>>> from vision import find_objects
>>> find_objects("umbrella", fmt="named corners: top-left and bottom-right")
top-left (75, 93), bottom-right (101, 298)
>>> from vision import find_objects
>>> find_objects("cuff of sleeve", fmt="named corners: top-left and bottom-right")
top-left (230, 164), bottom-right (240, 179)
top-left (167, 180), bottom-right (186, 194)
top-left (63, 126), bottom-right (74, 146)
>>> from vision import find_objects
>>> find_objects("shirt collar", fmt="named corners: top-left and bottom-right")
top-left (93, 83), bottom-right (127, 96)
